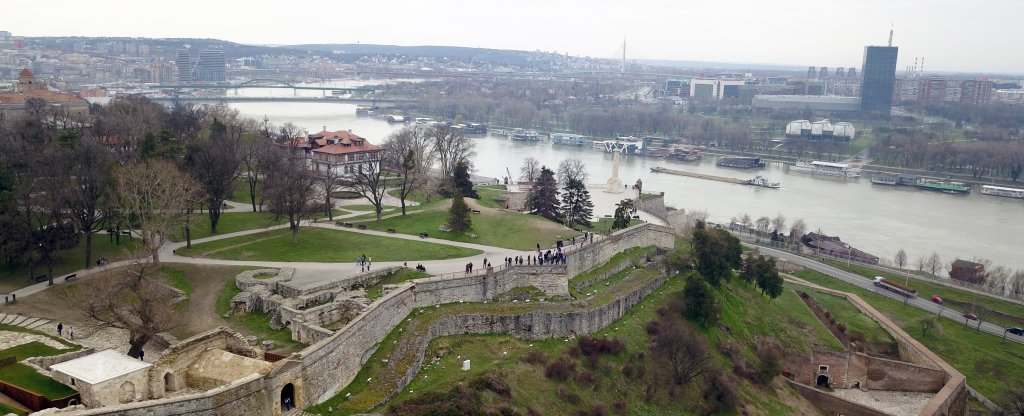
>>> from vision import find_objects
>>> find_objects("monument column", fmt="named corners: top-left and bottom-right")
top-left (606, 151), bottom-right (624, 193)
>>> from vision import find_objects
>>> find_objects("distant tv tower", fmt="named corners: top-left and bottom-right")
top-left (888, 24), bottom-right (894, 47)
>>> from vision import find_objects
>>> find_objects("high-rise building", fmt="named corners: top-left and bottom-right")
top-left (917, 76), bottom-right (947, 103)
top-left (195, 48), bottom-right (226, 82)
top-left (860, 46), bottom-right (898, 115)
top-left (176, 48), bottom-right (192, 83)
top-left (960, 80), bottom-right (994, 105)
top-left (847, 67), bottom-right (857, 79)
top-left (819, 67), bottom-right (829, 79)
top-left (807, 66), bottom-right (817, 79)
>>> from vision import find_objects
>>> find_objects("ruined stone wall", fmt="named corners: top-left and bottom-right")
top-left (277, 267), bottom-right (399, 298)
top-left (849, 353), bottom-right (946, 392)
top-left (787, 380), bottom-right (892, 416)
top-left (148, 328), bottom-right (258, 400)
top-left (27, 348), bottom-right (96, 370)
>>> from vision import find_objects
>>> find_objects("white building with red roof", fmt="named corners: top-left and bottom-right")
top-left (286, 129), bottom-right (384, 177)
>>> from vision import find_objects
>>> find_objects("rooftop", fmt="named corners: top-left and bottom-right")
top-left (50, 349), bottom-right (151, 385)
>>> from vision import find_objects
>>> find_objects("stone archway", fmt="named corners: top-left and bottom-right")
top-left (281, 383), bottom-right (295, 412)
top-left (815, 374), bottom-right (829, 387)
top-left (164, 371), bottom-right (178, 393)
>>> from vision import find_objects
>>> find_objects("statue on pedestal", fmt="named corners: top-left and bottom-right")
top-left (606, 151), bottom-right (624, 194)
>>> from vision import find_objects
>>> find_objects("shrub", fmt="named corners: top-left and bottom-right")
top-left (527, 407), bottom-right (542, 416)
top-left (469, 374), bottom-right (512, 398)
top-left (578, 337), bottom-right (626, 357)
top-left (622, 363), bottom-right (645, 379)
top-left (576, 369), bottom-right (598, 385)
top-left (702, 373), bottom-right (739, 415)
top-left (520, 350), bottom-right (548, 366)
top-left (836, 322), bottom-right (847, 333)
top-left (644, 320), bottom-right (661, 336)
top-left (589, 402), bottom-right (608, 416)
top-left (613, 398), bottom-right (627, 413)
top-left (546, 358), bottom-right (577, 381)
top-left (755, 338), bottom-right (783, 384)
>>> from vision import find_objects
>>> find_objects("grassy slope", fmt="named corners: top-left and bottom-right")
top-left (357, 200), bottom-right (581, 250)
top-left (823, 260), bottom-right (1024, 329)
top-left (0, 363), bottom-right (76, 399)
top-left (176, 227), bottom-right (481, 262)
top-left (310, 264), bottom-right (840, 415)
top-left (795, 269), bottom-right (1024, 404)
top-left (803, 290), bottom-right (896, 348)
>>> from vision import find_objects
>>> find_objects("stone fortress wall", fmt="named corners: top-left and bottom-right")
top-left (45, 223), bottom-right (675, 416)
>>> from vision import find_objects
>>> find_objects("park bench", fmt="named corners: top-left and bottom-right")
top-left (335, 221), bottom-right (345, 227)
top-left (33, 275), bottom-right (48, 283)
top-left (387, 229), bottom-right (396, 234)
top-left (63, 273), bottom-right (77, 282)
top-left (357, 225), bottom-right (367, 230)
top-left (472, 209), bottom-right (481, 214)
top-left (343, 223), bottom-right (353, 228)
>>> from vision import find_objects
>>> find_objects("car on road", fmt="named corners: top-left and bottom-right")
top-left (931, 295), bottom-right (942, 304)
top-left (963, 313), bottom-right (979, 321)
top-left (1008, 327), bottom-right (1024, 336)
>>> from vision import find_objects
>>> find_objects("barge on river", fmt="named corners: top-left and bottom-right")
top-left (715, 156), bottom-right (765, 169)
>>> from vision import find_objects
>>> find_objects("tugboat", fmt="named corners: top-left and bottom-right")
top-left (744, 175), bottom-right (781, 189)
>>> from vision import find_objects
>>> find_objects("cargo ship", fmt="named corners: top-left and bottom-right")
top-left (715, 156), bottom-right (765, 169)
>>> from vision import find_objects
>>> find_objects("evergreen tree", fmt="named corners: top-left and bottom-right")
top-left (451, 160), bottom-right (478, 199)
top-left (692, 221), bottom-right (742, 287)
top-left (446, 192), bottom-right (472, 234)
top-left (683, 273), bottom-right (715, 327)
top-left (612, 199), bottom-right (633, 230)
top-left (754, 256), bottom-right (784, 300)
top-left (560, 179), bottom-right (594, 228)
top-left (526, 166), bottom-right (559, 220)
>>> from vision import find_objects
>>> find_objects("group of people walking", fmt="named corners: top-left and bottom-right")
top-left (356, 254), bottom-right (372, 272)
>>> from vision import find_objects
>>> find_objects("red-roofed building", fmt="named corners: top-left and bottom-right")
top-left (286, 129), bottom-right (384, 177)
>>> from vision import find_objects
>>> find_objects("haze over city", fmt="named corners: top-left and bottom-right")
top-left (7, 0), bottom-right (1024, 74)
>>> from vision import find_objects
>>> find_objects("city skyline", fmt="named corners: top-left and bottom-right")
top-left (5, 0), bottom-right (1024, 75)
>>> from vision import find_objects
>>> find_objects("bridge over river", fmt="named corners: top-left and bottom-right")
top-left (146, 96), bottom-right (416, 106)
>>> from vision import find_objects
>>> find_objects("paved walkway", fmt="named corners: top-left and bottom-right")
top-left (3, 187), bottom-right (640, 300)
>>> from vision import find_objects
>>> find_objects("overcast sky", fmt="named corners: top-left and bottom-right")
top-left (6, 0), bottom-right (1024, 75)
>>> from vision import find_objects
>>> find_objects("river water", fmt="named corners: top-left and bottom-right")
top-left (227, 83), bottom-right (1024, 272)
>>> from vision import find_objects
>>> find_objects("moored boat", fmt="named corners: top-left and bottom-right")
top-left (871, 172), bottom-right (899, 185)
top-left (667, 146), bottom-right (701, 162)
top-left (916, 179), bottom-right (970, 194)
top-left (716, 156), bottom-right (765, 169)
top-left (511, 128), bottom-right (541, 141)
top-left (550, 133), bottom-right (589, 146)
top-left (981, 185), bottom-right (1024, 199)
top-left (790, 160), bottom-right (861, 177)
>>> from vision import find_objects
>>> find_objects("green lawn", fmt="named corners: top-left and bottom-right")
top-left (0, 363), bottom-right (76, 399)
top-left (794, 269), bottom-right (1024, 406)
top-left (387, 188), bottom-right (430, 204)
top-left (0, 342), bottom-right (69, 363)
top-left (823, 261), bottom-right (1024, 329)
top-left (364, 269), bottom-right (429, 301)
top-left (716, 281), bottom-right (846, 354)
top-left (160, 265), bottom-right (193, 297)
top-left (356, 200), bottom-right (581, 250)
top-left (342, 204), bottom-right (399, 212)
top-left (176, 227), bottom-right (481, 262)
top-left (803, 290), bottom-right (897, 351)
top-left (178, 211), bottom-right (284, 242)
top-left (229, 180), bottom-right (261, 205)
top-left (0, 237), bottom-right (143, 292)
top-left (475, 185), bottom-right (508, 209)
top-left (0, 402), bottom-right (26, 416)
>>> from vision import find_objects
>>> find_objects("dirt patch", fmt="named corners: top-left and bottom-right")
top-left (945, 298), bottom-right (1024, 326)
top-left (162, 264), bottom-right (257, 339)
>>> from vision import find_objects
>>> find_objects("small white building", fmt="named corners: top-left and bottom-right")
top-left (50, 349), bottom-right (152, 407)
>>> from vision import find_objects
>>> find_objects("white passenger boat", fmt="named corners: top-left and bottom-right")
top-left (791, 160), bottom-right (861, 178)
top-left (981, 185), bottom-right (1024, 199)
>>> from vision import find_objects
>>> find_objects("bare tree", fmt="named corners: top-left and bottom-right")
top-left (65, 258), bottom-right (181, 358)
top-left (770, 213), bottom-right (786, 233)
top-left (382, 126), bottom-right (432, 215)
top-left (263, 146), bottom-right (318, 244)
top-left (788, 218), bottom-right (807, 244)
top-left (916, 255), bottom-right (927, 273)
top-left (96, 95), bottom-right (166, 165)
top-left (56, 136), bottom-right (114, 268)
top-left (184, 118), bottom-right (242, 234)
top-left (345, 153), bottom-right (391, 221)
top-left (113, 160), bottom-right (201, 265)
top-left (894, 249), bottom-right (908, 269)
top-left (239, 129), bottom-right (273, 212)
top-left (739, 213), bottom-right (753, 233)
top-left (556, 158), bottom-right (588, 184)
top-left (651, 318), bottom-right (714, 385)
top-left (755, 216), bottom-right (771, 235)
top-left (926, 252), bottom-right (943, 276)
top-left (520, 156), bottom-right (541, 182)
top-left (430, 125), bottom-right (476, 178)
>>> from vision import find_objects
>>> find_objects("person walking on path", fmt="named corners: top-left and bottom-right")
top-left (57, 322), bottom-right (63, 337)
top-left (139, 350), bottom-right (145, 361)
top-left (69, 326), bottom-right (74, 340)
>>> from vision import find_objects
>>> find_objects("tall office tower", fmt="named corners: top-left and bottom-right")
top-left (176, 48), bottom-right (192, 83)
top-left (860, 46), bottom-right (898, 115)
top-left (195, 48), bottom-right (226, 82)
top-left (847, 67), bottom-right (856, 79)
top-left (807, 66), bottom-right (816, 79)
top-left (819, 66), bottom-right (829, 79)
top-left (834, 67), bottom-right (845, 79)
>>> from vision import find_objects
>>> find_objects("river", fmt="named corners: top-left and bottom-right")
top-left (226, 84), bottom-right (1024, 272)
